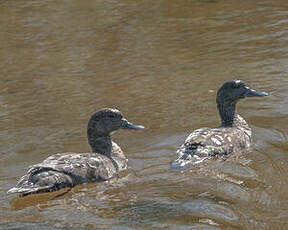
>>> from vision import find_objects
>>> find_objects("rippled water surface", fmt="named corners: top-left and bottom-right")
top-left (1, 0), bottom-right (288, 229)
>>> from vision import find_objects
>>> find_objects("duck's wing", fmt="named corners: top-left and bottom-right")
top-left (181, 127), bottom-right (236, 156)
top-left (7, 153), bottom-right (117, 195)
top-left (171, 127), bottom-right (235, 170)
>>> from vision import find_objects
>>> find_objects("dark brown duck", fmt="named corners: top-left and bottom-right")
top-left (171, 80), bottom-right (268, 170)
top-left (8, 108), bottom-right (145, 195)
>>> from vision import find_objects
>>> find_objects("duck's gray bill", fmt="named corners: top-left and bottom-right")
top-left (245, 87), bottom-right (268, 97)
top-left (121, 119), bottom-right (145, 130)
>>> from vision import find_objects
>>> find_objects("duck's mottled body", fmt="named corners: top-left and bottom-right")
top-left (8, 108), bottom-right (144, 195)
top-left (171, 80), bottom-right (268, 170)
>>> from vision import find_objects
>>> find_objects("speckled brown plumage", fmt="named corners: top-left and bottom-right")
top-left (8, 108), bottom-right (145, 195)
top-left (171, 80), bottom-right (268, 170)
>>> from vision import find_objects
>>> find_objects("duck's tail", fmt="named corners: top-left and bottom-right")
top-left (7, 168), bottom-right (73, 196)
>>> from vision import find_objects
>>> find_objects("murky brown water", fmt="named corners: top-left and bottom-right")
top-left (1, 0), bottom-right (288, 229)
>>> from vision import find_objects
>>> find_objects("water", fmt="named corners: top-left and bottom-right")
top-left (1, 0), bottom-right (288, 229)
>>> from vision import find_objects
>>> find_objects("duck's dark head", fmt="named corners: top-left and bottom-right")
top-left (87, 108), bottom-right (145, 137)
top-left (216, 80), bottom-right (268, 127)
top-left (216, 80), bottom-right (268, 106)
top-left (87, 108), bottom-right (145, 155)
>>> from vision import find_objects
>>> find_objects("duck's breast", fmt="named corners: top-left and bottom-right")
top-left (110, 142), bottom-right (128, 171)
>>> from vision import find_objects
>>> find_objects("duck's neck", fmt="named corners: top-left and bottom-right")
top-left (217, 102), bottom-right (237, 127)
top-left (88, 134), bottom-right (112, 158)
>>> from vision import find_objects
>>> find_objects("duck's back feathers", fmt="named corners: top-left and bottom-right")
top-left (7, 152), bottom-right (117, 195)
top-left (171, 115), bottom-right (252, 170)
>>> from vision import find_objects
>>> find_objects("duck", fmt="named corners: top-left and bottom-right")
top-left (7, 108), bottom-right (145, 195)
top-left (171, 80), bottom-right (268, 170)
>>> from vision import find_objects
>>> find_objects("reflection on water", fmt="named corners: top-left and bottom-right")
top-left (1, 0), bottom-right (288, 229)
